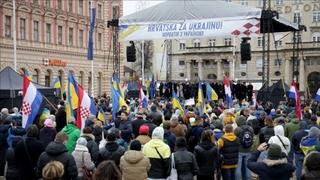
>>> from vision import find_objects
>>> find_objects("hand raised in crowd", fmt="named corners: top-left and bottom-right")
top-left (257, 142), bottom-right (268, 152)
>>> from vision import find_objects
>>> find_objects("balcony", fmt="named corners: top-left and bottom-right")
top-left (186, 45), bottom-right (234, 53)
top-left (285, 41), bottom-right (320, 49)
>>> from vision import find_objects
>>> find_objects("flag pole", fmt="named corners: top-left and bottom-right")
top-left (13, 0), bottom-right (17, 71)
top-left (90, 0), bottom-right (94, 97)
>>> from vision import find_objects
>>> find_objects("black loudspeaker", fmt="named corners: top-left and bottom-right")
top-left (240, 42), bottom-right (251, 63)
top-left (126, 41), bottom-right (136, 62)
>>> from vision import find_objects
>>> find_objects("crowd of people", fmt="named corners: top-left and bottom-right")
top-left (1, 92), bottom-right (320, 180)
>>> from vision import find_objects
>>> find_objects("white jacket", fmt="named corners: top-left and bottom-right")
top-left (268, 125), bottom-right (291, 155)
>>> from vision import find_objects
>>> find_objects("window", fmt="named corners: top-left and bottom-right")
top-left (58, 0), bottom-right (62, 9)
top-left (194, 39), bottom-right (200, 47)
top-left (209, 39), bottom-right (216, 47)
top-left (312, 33), bottom-right (320, 42)
top-left (46, 0), bottom-right (51, 8)
top-left (274, 71), bottom-right (281, 76)
top-left (79, 30), bottom-right (84, 47)
top-left (179, 73), bottom-right (185, 77)
top-left (207, 74), bottom-right (217, 79)
top-left (224, 38), bottom-right (232, 46)
top-left (45, 70), bottom-right (51, 87)
top-left (275, 40), bottom-right (282, 47)
top-left (257, 37), bottom-right (263, 47)
top-left (293, 0), bottom-right (302, 4)
top-left (20, 18), bottom-right (26, 40)
top-left (256, 58), bottom-right (263, 68)
top-left (79, 0), bottom-right (84, 15)
top-left (313, 11), bottom-right (320, 22)
top-left (179, 42), bottom-right (186, 50)
top-left (69, 28), bottom-right (73, 46)
top-left (98, 33), bottom-right (102, 49)
top-left (5, 16), bottom-right (11, 38)
top-left (58, 26), bottom-right (63, 45)
top-left (33, 69), bottom-right (39, 83)
top-left (179, 61), bottom-right (185, 66)
top-left (98, 4), bottom-right (102, 19)
top-left (240, 0), bottom-right (248, 6)
top-left (274, 59), bottom-right (282, 66)
top-left (275, 0), bottom-right (283, 5)
top-left (33, 21), bottom-right (39, 41)
top-left (68, 0), bottom-right (73, 13)
top-left (46, 23), bottom-right (51, 43)
top-left (294, 12), bottom-right (302, 24)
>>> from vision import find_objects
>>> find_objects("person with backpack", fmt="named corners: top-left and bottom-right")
top-left (234, 115), bottom-right (254, 180)
top-left (218, 124), bottom-right (239, 180)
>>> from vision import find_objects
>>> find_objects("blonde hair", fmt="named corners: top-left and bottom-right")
top-left (42, 161), bottom-right (64, 180)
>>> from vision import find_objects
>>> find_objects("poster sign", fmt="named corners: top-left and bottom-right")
top-left (185, 98), bottom-right (195, 106)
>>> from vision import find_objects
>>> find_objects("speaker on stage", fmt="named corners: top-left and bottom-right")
top-left (126, 41), bottom-right (136, 62)
top-left (241, 38), bottom-right (251, 63)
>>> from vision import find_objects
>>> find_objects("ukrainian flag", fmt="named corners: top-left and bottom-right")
top-left (112, 74), bottom-right (124, 98)
top-left (97, 107), bottom-right (104, 122)
top-left (172, 90), bottom-right (184, 117)
top-left (197, 81), bottom-right (207, 116)
top-left (52, 77), bottom-right (61, 89)
top-left (205, 82), bottom-right (218, 101)
top-left (111, 75), bottom-right (128, 120)
top-left (66, 72), bottom-right (79, 121)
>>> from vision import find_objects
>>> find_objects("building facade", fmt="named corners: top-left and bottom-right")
top-left (168, 0), bottom-right (320, 95)
top-left (0, 0), bottom-right (124, 96)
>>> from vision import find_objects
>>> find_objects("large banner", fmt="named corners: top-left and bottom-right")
top-left (119, 18), bottom-right (260, 41)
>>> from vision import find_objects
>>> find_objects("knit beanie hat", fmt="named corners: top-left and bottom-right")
top-left (77, 137), bottom-right (87, 146)
top-left (44, 118), bottom-right (54, 128)
top-left (152, 127), bottom-right (164, 140)
top-left (305, 151), bottom-right (320, 171)
top-left (139, 125), bottom-right (149, 135)
top-left (308, 127), bottom-right (320, 138)
top-left (130, 140), bottom-right (142, 151)
top-left (268, 143), bottom-right (285, 160)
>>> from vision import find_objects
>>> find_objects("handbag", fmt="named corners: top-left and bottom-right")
top-left (167, 153), bottom-right (178, 180)
top-left (82, 152), bottom-right (93, 180)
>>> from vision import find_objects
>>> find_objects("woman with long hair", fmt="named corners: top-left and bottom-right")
top-left (93, 160), bottom-right (121, 180)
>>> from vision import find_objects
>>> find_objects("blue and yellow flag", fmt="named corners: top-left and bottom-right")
top-left (112, 74), bottom-right (124, 98)
top-left (66, 72), bottom-right (79, 121)
top-left (97, 107), bottom-right (104, 122)
top-left (205, 82), bottom-right (218, 101)
top-left (197, 81), bottom-right (207, 116)
top-left (52, 77), bottom-right (61, 89)
top-left (111, 75), bottom-right (128, 120)
top-left (172, 90), bottom-right (184, 117)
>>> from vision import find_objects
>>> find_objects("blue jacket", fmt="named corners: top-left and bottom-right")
top-left (119, 120), bottom-right (133, 142)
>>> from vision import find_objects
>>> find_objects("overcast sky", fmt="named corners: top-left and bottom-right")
top-left (123, 1), bottom-right (163, 16)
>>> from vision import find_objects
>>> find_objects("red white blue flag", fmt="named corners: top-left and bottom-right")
top-left (288, 80), bottom-right (302, 120)
top-left (77, 85), bottom-right (97, 129)
top-left (22, 76), bottom-right (43, 128)
top-left (224, 76), bottom-right (233, 108)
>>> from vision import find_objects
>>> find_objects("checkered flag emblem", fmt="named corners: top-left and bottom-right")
top-left (80, 106), bottom-right (90, 119)
top-left (22, 101), bottom-right (32, 115)
top-left (231, 20), bottom-right (260, 36)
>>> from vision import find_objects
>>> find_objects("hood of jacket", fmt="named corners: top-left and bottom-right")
top-left (199, 141), bottom-right (214, 150)
top-left (146, 139), bottom-right (168, 148)
top-left (62, 124), bottom-right (78, 134)
top-left (106, 141), bottom-right (120, 152)
top-left (236, 115), bottom-right (247, 126)
top-left (308, 127), bottom-right (320, 138)
top-left (299, 121), bottom-right (308, 130)
top-left (222, 133), bottom-right (237, 141)
top-left (81, 133), bottom-right (95, 141)
top-left (123, 150), bottom-right (144, 164)
top-left (45, 141), bottom-right (68, 156)
top-left (74, 144), bottom-right (89, 152)
top-left (263, 158), bottom-right (288, 166)
top-left (274, 125), bottom-right (284, 136)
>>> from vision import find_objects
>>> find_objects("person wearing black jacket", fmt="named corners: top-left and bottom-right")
top-left (132, 110), bottom-right (146, 138)
top-left (292, 121), bottom-right (309, 180)
top-left (194, 130), bottom-right (219, 180)
top-left (99, 131), bottom-right (125, 166)
top-left (37, 132), bottom-right (78, 180)
top-left (247, 143), bottom-right (295, 180)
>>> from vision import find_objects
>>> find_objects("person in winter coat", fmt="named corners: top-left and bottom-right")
top-left (39, 118), bottom-right (57, 148)
top-left (300, 126), bottom-right (320, 155)
top-left (120, 140), bottom-right (150, 180)
top-left (268, 125), bottom-right (291, 156)
top-left (118, 112), bottom-right (133, 143)
top-left (187, 117), bottom-right (204, 152)
top-left (301, 151), bottom-right (320, 180)
top-left (284, 115), bottom-right (300, 164)
top-left (259, 116), bottom-right (275, 144)
top-left (37, 132), bottom-right (78, 180)
top-left (194, 129), bottom-right (219, 180)
top-left (5, 136), bottom-right (22, 180)
top-left (81, 127), bottom-right (99, 165)
top-left (93, 160), bottom-right (121, 180)
top-left (143, 127), bottom-right (171, 180)
top-left (170, 116), bottom-right (186, 138)
top-left (15, 125), bottom-right (45, 180)
top-left (99, 130), bottom-right (125, 166)
top-left (247, 143), bottom-right (295, 180)
top-left (217, 124), bottom-right (239, 180)
top-left (174, 137), bottom-right (199, 180)
top-left (72, 137), bottom-right (95, 179)
top-left (132, 110), bottom-right (147, 138)
top-left (136, 125), bottom-right (151, 145)
top-left (292, 121), bottom-right (309, 180)
top-left (234, 115), bottom-right (254, 180)
top-left (55, 102), bottom-right (66, 132)
top-left (163, 121), bottom-right (176, 152)
top-left (61, 119), bottom-right (80, 153)
top-left (0, 119), bottom-right (11, 177)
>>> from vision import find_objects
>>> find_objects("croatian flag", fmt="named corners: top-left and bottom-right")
top-left (22, 76), bottom-right (43, 128)
top-left (77, 85), bottom-right (97, 129)
top-left (288, 80), bottom-right (302, 120)
top-left (140, 88), bottom-right (148, 108)
top-left (224, 76), bottom-right (233, 108)
top-left (315, 88), bottom-right (320, 102)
